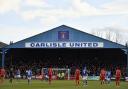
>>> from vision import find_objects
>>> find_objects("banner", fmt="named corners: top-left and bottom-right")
top-left (25, 42), bottom-right (104, 48)
top-left (87, 76), bottom-right (100, 80)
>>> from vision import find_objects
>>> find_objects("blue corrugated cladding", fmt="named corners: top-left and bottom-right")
top-left (4, 25), bottom-right (125, 48)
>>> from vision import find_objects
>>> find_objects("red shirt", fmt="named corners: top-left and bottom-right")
top-left (0, 68), bottom-right (5, 76)
top-left (100, 69), bottom-right (106, 77)
top-left (0, 69), bottom-right (1, 76)
top-left (116, 69), bottom-right (121, 77)
top-left (75, 69), bottom-right (80, 77)
top-left (48, 68), bottom-right (52, 76)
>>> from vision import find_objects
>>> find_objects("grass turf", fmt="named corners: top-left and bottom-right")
top-left (0, 79), bottom-right (128, 89)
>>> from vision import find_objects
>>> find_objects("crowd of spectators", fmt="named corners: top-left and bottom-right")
top-left (4, 57), bottom-right (127, 79)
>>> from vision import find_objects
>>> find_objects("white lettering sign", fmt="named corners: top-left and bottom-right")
top-left (25, 42), bottom-right (104, 48)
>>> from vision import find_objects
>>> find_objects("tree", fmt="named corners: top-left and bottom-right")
top-left (91, 29), bottom-right (103, 38)
top-left (91, 27), bottom-right (122, 44)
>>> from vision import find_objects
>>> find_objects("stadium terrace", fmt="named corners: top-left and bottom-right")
top-left (0, 25), bottom-right (128, 82)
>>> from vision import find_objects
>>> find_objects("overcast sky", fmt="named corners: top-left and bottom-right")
top-left (0, 0), bottom-right (128, 45)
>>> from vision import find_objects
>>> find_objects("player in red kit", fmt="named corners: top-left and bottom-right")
top-left (48, 66), bottom-right (53, 85)
top-left (116, 67), bottom-right (121, 87)
top-left (75, 67), bottom-right (80, 86)
top-left (100, 68), bottom-right (106, 85)
top-left (0, 67), bottom-right (5, 84)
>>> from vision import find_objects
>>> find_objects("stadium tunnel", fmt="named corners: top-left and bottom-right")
top-left (1, 25), bottom-right (128, 76)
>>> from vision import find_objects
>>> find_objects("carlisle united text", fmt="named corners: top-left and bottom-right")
top-left (25, 42), bottom-right (104, 48)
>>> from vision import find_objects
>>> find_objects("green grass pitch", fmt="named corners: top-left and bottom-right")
top-left (0, 79), bottom-right (128, 89)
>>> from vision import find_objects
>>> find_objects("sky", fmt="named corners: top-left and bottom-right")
top-left (0, 0), bottom-right (128, 45)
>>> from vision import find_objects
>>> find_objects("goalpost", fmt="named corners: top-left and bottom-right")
top-left (41, 68), bottom-right (71, 80)
top-left (53, 68), bottom-right (70, 80)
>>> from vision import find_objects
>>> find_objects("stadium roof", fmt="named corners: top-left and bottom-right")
top-left (3, 25), bottom-right (126, 49)
top-left (0, 42), bottom-right (7, 48)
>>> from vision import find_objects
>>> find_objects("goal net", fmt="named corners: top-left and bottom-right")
top-left (41, 68), bottom-right (70, 80)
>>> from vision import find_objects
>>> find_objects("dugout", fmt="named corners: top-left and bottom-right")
top-left (1, 25), bottom-right (128, 76)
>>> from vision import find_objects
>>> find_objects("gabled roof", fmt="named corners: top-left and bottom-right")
top-left (0, 42), bottom-right (7, 48)
top-left (4, 25), bottom-right (126, 49)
